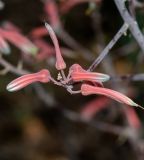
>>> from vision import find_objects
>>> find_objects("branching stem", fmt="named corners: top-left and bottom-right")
top-left (88, 23), bottom-right (129, 71)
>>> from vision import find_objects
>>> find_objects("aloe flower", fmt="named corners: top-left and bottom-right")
top-left (81, 84), bottom-right (140, 107)
top-left (0, 28), bottom-right (38, 55)
top-left (124, 106), bottom-right (141, 128)
top-left (81, 97), bottom-right (110, 120)
top-left (45, 22), bottom-right (66, 70)
top-left (6, 69), bottom-right (50, 92)
top-left (44, 0), bottom-right (61, 27)
top-left (69, 64), bottom-right (110, 83)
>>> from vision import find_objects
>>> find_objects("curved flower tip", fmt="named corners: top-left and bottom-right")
top-left (6, 69), bottom-right (51, 92)
top-left (23, 44), bottom-right (38, 56)
top-left (81, 84), bottom-right (140, 107)
top-left (69, 64), bottom-right (110, 83)
top-left (0, 35), bottom-right (10, 54)
top-left (45, 22), bottom-right (66, 70)
top-left (0, 29), bottom-right (38, 55)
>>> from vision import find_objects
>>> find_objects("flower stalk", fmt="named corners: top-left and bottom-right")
top-left (45, 22), bottom-right (66, 71)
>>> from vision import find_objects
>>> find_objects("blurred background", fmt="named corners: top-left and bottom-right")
top-left (0, 0), bottom-right (144, 160)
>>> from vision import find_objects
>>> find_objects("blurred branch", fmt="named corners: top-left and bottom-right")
top-left (88, 23), bottom-right (129, 71)
top-left (114, 0), bottom-right (144, 52)
top-left (0, 54), bottom-right (29, 75)
top-left (111, 73), bottom-right (144, 82)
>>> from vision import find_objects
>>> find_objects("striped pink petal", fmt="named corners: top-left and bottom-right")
top-left (6, 69), bottom-right (50, 92)
top-left (81, 84), bottom-right (139, 107)
top-left (69, 64), bottom-right (110, 83)
top-left (45, 22), bottom-right (66, 70)
top-left (71, 72), bottom-right (110, 83)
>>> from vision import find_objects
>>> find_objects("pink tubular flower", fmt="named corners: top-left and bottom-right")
top-left (45, 22), bottom-right (66, 70)
top-left (81, 97), bottom-right (111, 120)
top-left (69, 64), bottom-right (110, 83)
top-left (0, 28), bottom-right (38, 55)
top-left (81, 84), bottom-right (139, 107)
top-left (6, 69), bottom-right (51, 92)
top-left (44, 0), bottom-right (61, 28)
top-left (124, 106), bottom-right (141, 128)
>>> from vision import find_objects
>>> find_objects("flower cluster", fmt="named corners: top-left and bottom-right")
top-left (6, 23), bottom-right (142, 109)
